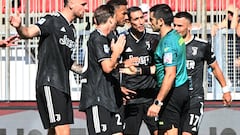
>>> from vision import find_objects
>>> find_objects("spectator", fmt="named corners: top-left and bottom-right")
top-left (211, 4), bottom-right (239, 36)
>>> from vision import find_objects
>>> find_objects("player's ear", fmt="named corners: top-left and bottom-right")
top-left (68, 0), bottom-right (74, 10)
top-left (109, 17), bottom-right (113, 24)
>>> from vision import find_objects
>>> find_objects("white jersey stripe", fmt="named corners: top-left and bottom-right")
top-left (44, 86), bottom-right (56, 123)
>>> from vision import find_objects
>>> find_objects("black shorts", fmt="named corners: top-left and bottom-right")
top-left (181, 96), bottom-right (204, 135)
top-left (121, 100), bottom-right (158, 135)
top-left (158, 81), bottom-right (190, 131)
top-left (36, 86), bottom-right (73, 129)
top-left (86, 105), bottom-right (123, 135)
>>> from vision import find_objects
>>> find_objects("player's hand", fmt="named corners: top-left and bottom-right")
top-left (9, 12), bottom-right (22, 29)
top-left (0, 35), bottom-right (19, 47)
top-left (223, 92), bottom-right (232, 106)
top-left (147, 104), bottom-right (160, 117)
top-left (124, 57), bottom-right (139, 67)
top-left (121, 87), bottom-right (136, 104)
top-left (111, 34), bottom-right (126, 55)
top-left (119, 66), bottom-right (138, 75)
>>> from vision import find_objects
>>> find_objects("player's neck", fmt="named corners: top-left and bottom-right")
top-left (61, 8), bottom-right (75, 23)
top-left (96, 25), bottom-right (111, 36)
top-left (160, 25), bottom-right (172, 37)
top-left (184, 33), bottom-right (192, 43)
top-left (130, 27), bottom-right (144, 40)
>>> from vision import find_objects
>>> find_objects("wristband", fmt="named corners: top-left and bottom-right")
top-left (136, 67), bottom-right (141, 75)
top-left (222, 86), bottom-right (230, 93)
top-left (141, 66), bottom-right (151, 75)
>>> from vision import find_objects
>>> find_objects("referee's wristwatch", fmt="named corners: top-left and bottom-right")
top-left (154, 99), bottom-right (163, 107)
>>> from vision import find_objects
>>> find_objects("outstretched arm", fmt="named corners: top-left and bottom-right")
top-left (210, 61), bottom-right (232, 106)
top-left (0, 35), bottom-right (19, 47)
top-left (9, 13), bottom-right (40, 39)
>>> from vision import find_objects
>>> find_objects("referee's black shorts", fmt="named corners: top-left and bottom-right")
top-left (121, 100), bottom-right (158, 135)
top-left (158, 81), bottom-right (190, 131)
top-left (36, 86), bottom-right (73, 129)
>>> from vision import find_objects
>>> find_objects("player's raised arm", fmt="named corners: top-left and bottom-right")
top-left (9, 12), bottom-right (40, 39)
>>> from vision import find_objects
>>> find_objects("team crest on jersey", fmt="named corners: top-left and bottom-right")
top-left (103, 44), bottom-right (110, 53)
top-left (146, 41), bottom-right (151, 50)
top-left (191, 47), bottom-right (198, 56)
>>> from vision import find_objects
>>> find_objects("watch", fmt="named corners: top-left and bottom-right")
top-left (154, 99), bottom-right (163, 107)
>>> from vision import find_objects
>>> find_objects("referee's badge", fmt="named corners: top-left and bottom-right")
top-left (103, 44), bottom-right (110, 53)
top-left (191, 47), bottom-right (198, 56)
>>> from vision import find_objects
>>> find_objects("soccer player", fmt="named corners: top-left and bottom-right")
top-left (147, 4), bottom-right (189, 135)
top-left (119, 6), bottom-right (159, 135)
top-left (9, 0), bottom-right (88, 135)
top-left (78, 4), bottom-right (126, 135)
top-left (174, 11), bottom-right (232, 135)
top-left (106, 0), bottom-right (128, 41)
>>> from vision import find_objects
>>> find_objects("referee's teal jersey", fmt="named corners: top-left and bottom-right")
top-left (154, 29), bottom-right (188, 87)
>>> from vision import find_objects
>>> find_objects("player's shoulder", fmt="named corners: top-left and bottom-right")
top-left (90, 30), bottom-right (108, 42)
top-left (194, 37), bottom-right (208, 44)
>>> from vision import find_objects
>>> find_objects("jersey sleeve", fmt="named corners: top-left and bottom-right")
top-left (94, 36), bottom-right (111, 63)
top-left (204, 42), bottom-right (216, 65)
top-left (35, 15), bottom-right (52, 36)
top-left (162, 39), bottom-right (178, 67)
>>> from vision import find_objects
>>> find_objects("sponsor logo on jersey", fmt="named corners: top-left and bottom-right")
top-left (59, 35), bottom-right (75, 50)
top-left (103, 44), bottom-right (110, 54)
top-left (129, 55), bottom-right (150, 65)
top-left (164, 53), bottom-right (173, 64)
top-left (186, 60), bottom-right (195, 69)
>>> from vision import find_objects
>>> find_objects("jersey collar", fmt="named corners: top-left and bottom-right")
top-left (58, 12), bottom-right (74, 26)
top-left (129, 28), bottom-right (146, 43)
top-left (185, 35), bottom-right (194, 45)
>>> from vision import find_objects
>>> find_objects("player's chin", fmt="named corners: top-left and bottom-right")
top-left (138, 26), bottom-right (145, 32)
top-left (77, 13), bottom-right (84, 19)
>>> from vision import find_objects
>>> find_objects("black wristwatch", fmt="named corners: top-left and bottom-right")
top-left (154, 99), bottom-right (163, 107)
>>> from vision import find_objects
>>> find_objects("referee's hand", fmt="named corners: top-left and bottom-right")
top-left (147, 104), bottom-right (160, 117)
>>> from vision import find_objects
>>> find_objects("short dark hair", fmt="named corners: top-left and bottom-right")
top-left (150, 4), bottom-right (173, 26)
top-left (94, 4), bottom-right (115, 25)
top-left (64, 0), bottom-right (68, 7)
top-left (106, 0), bottom-right (128, 9)
top-left (174, 12), bottom-right (193, 24)
top-left (127, 6), bottom-right (142, 19)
